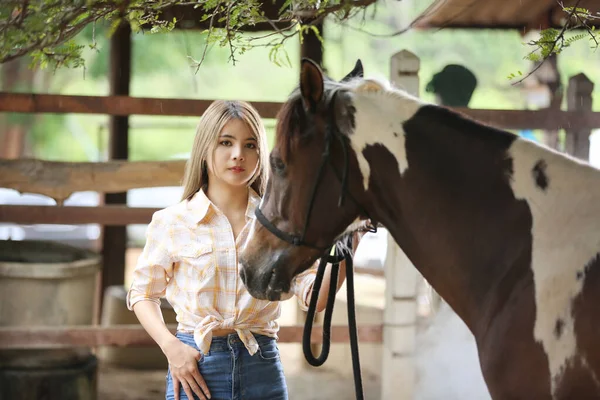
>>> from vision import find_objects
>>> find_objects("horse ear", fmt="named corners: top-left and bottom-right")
top-left (300, 58), bottom-right (324, 113)
top-left (341, 59), bottom-right (363, 82)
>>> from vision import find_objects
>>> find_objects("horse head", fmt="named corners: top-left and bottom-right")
top-left (239, 59), bottom-right (371, 301)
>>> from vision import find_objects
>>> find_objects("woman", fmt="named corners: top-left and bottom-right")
top-left (127, 100), bottom-right (362, 400)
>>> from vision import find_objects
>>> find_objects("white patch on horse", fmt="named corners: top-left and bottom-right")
top-left (346, 79), bottom-right (423, 190)
top-left (508, 138), bottom-right (600, 397)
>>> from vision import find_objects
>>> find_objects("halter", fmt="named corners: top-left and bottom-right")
top-left (254, 91), bottom-right (377, 252)
top-left (253, 91), bottom-right (378, 400)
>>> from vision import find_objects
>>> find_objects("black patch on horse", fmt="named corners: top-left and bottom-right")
top-left (402, 105), bottom-right (518, 182)
top-left (347, 104), bottom-right (356, 132)
top-left (585, 253), bottom-right (600, 270)
top-left (577, 253), bottom-right (600, 281)
top-left (554, 318), bottom-right (565, 338)
top-left (532, 160), bottom-right (549, 191)
top-left (503, 157), bottom-right (514, 180)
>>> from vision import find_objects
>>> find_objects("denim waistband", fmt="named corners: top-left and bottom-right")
top-left (176, 331), bottom-right (274, 353)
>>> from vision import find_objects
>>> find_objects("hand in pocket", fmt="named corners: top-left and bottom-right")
top-left (165, 339), bottom-right (211, 400)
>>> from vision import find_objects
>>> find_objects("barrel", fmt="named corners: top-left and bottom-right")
top-left (97, 285), bottom-right (177, 369)
top-left (0, 240), bottom-right (101, 400)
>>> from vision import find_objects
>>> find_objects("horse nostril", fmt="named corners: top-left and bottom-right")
top-left (239, 267), bottom-right (247, 285)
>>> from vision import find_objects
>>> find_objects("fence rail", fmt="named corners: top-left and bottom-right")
top-left (0, 205), bottom-right (157, 225)
top-left (3, 92), bottom-right (600, 130)
top-left (0, 325), bottom-right (384, 349)
top-left (0, 92), bottom-right (282, 119)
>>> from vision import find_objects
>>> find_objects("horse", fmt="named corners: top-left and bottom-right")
top-left (239, 58), bottom-right (600, 399)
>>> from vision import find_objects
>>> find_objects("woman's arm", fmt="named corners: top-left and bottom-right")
top-left (127, 211), bottom-right (210, 400)
top-left (132, 300), bottom-right (178, 353)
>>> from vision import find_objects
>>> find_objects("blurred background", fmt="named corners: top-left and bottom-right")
top-left (2, 0), bottom-right (600, 398)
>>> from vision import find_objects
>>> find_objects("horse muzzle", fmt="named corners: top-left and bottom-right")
top-left (239, 250), bottom-right (293, 301)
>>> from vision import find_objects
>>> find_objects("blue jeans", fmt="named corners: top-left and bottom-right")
top-left (165, 332), bottom-right (288, 400)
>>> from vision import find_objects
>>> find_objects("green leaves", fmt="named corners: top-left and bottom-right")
top-left (1, 1), bottom-right (379, 71)
top-left (268, 42), bottom-right (292, 67)
top-left (506, 70), bottom-right (523, 80)
top-left (509, 4), bottom-right (599, 84)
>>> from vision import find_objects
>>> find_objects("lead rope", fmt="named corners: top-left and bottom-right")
top-left (302, 240), bottom-right (364, 400)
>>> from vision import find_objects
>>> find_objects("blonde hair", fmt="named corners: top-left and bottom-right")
top-left (181, 100), bottom-right (269, 201)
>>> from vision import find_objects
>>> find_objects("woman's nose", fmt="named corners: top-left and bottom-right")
top-left (232, 146), bottom-right (245, 161)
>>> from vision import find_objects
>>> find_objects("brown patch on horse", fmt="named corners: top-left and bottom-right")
top-left (570, 253), bottom-right (600, 390)
top-left (554, 318), bottom-right (565, 339)
top-left (553, 357), bottom-right (600, 398)
top-left (533, 159), bottom-right (550, 191)
top-left (477, 264), bottom-right (552, 399)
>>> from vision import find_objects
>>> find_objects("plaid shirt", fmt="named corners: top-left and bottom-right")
top-left (126, 188), bottom-right (317, 356)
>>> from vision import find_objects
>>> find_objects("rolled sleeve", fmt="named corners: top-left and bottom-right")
top-left (126, 210), bottom-right (174, 310)
top-left (290, 260), bottom-right (319, 311)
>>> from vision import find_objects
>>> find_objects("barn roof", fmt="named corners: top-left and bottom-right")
top-left (415, 0), bottom-right (600, 30)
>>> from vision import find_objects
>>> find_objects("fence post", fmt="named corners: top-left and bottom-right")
top-left (565, 73), bottom-right (594, 160)
top-left (390, 50), bottom-right (420, 97)
top-left (381, 50), bottom-right (421, 400)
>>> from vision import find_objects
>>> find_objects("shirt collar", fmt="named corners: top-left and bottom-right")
top-left (187, 189), bottom-right (211, 224)
top-left (187, 188), bottom-right (261, 224)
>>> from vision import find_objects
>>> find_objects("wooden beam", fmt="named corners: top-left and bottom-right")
top-left (102, 22), bottom-right (131, 301)
top-left (354, 266), bottom-right (385, 277)
top-left (0, 92), bottom-right (282, 119)
top-left (300, 20), bottom-right (324, 67)
top-left (0, 325), bottom-right (383, 348)
top-left (455, 108), bottom-right (600, 131)
top-left (0, 205), bottom-right (158, 225)
top-left (0, 159), bottom-right (185, 203)
top-left (3, 92), bottom-right (600, 131)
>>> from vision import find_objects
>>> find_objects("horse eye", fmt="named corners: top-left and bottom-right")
top-left (271, 157), bottom-right (286, 175)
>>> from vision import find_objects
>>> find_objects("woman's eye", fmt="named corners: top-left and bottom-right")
top-left (220, 140), bottom-right (232, 146)
top-left (245, 143), bottom-right (256, 149)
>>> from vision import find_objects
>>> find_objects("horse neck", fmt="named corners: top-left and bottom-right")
top-left (353, 98), bottom-right (535, 333)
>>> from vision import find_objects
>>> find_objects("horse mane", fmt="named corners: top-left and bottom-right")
top-left (274, 94), bottom-right (304, 163)
top-left (273, 76), bottom-right (420, 163)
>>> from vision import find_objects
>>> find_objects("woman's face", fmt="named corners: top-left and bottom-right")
top-left (207, 118), bottom-right (260, 189)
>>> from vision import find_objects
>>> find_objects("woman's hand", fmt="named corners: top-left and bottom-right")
top-left (163, 338), bottom-right (211, 400)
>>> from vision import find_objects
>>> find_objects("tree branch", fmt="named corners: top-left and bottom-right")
top-left (510, 0), bottom-right (597, 85)
top-left (0, 0), bottom-right (382, 71)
